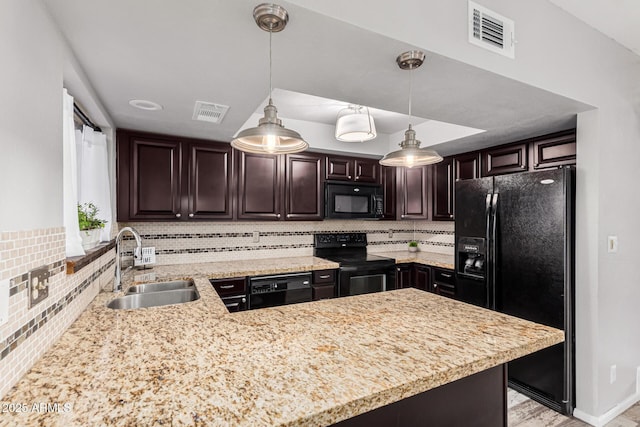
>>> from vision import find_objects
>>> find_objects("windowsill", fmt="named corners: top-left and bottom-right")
top-left (66, 239), bottom-right (115, 274)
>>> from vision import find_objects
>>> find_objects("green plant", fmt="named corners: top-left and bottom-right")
top-left (77, 203), bottom-right (107, 231)
top-left (408, 240), bottom-right (418, 247)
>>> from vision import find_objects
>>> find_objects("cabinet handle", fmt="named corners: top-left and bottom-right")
top-left (397, 268), bottom-right (401, 272)
top-left (219, 285), bottom-right (235, 289)
top-left (276, 213), bottom-right (281, 219)
top-left (401, 214), bottom-right (406, 218)
top-left (319, 274), bottom-right (331, 279)
top-left (286, 214), bottom-right (291, 218)
top-left (175, 213), bottom-right (181, 218)
top-left (434, 283), bottom-right (438, 288)
top-left (348, 175), bottom-right (352, 179)
top-left (441, 273), bottom-right (452, 278)
top-left (189, 213), bottom-right (194, 218)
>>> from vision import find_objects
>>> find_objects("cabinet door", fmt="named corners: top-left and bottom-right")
top-left (399, 166), bottom-right (429, 220)
top-left (188, 142), bottom-right (234, 220)
top-left (432, 268), bottom-right (456, 299)
top-left (432, 157), bottom-right (454, 221)
top-left (285, 153), bottom-right (323, 220)
top-left (326, 156), bottom-right (354, 181)
top-left (381, 166), bottom-right (397, 219)
top-left (531, 131), bottom-right (576, 170)
top-left (481, 143), bottom-right (528, 176)
top-left (237, 151), bottom-right (282, 220)
top-left (126, 135), bottom-right (182, 220)
top-left (413, 265), bottom-right (431, 291)
top-left (454, 152), bottom-right (481, 181)
top-left (353, 158), bottom-right (380, 183)
top-left (395, 264), bottom-right (412, 289)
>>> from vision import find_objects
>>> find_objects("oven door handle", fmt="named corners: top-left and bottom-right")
top-left (340, 265), bottom-right (394, 273)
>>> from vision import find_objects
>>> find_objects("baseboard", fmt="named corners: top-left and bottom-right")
top-left (574, 391), bottom-right (640, 427)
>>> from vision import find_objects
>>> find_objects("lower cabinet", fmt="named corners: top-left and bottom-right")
top-left (312, 269), bottom-right (337, 300)
top-left (395, 263), bottom-right (456, 299)
top-left (395, 264), bottom-right (413, 289)
top-left (432, 268), bottom-right (456, 298)
top-left (413, 265), bottom-right (431, 292)
top-left (210, 277), bottom-right (247, 312)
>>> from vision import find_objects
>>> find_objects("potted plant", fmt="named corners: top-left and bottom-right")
top-left (408, 240), bottom-right (419, 253)
top-left (78, 202), bottom-right (107, 250)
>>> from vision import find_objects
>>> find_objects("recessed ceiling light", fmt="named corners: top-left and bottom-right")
top-left (129, 99), bottom-right (163, 111)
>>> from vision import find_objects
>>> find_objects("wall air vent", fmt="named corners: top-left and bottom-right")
top-left (468, 1), bottom-right (515, 59)
top-left (192, 101), bottom-right (229, 124)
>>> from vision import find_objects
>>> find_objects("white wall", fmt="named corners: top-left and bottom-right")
top-left (287, 0), bottom-right (640, 421)
top-left (0, 0), bottom-right (64, 230)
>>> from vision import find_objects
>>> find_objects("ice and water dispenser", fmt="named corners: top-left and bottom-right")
top-left (457, 237), bottom-right (486, 279)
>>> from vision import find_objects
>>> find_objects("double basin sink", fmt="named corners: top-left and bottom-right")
top-left (107, 280), bottom-right (200, 310)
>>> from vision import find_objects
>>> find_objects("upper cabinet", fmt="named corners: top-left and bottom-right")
top-left (117, 130), bottom-right (233, 221)
top-left (237, 151), bottom-right (324, 221)
top-left (454, 152), bottom-right (481, 181)
top-left (481, 143), bottom-right (528, 176)
top-left (381, 166), bottom-right (397, 220)
top-left (398, 165), bottom-right (430, 220)
top-left (432, 157), bottom-right (454, 221)
top-left (530, 130), bottom-right (576, 170)
top-left (326, 156), bottom-right (380, 183)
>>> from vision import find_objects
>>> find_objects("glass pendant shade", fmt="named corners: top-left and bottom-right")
top-left (335, 106), bottom-right (377, 142)
top-left (379, 125), bottom-right (443, 168)
top-left (232, 101), bottom-right (308, 154)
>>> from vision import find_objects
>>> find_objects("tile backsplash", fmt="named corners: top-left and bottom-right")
top-left (0, 228), bottom-right (115, 399)
top-left (119, 220), bottom-right (454, 265)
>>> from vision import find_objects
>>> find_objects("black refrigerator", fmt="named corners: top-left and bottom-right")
top-left (454, 167), bottom-right (574, 415)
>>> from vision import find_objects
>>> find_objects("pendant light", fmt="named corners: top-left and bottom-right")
top-left (335, 105), bottom-right (377, 142)
top-left (231, 4), bottom-right (308, 154)
top-left (379, 50), bottom-right (443, 168)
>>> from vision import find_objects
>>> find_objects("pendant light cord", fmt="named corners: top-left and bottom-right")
top-left (268, 28), bottom-right (273, 103)
top-left (408, 67), bottom-right (413, 127)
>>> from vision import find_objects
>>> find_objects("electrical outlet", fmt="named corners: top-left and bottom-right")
top-left (610, 365), bottom-right (617, 384)
top-left (253, 231), bottom-right (260, 243)
top-left (28, 266), bottom-right (50, 309)
top-left (0, 279), bottom-right (9, 326)
top-left (134, 247), bottom-right (156, 266)
top-left (388, 230), bottom-right (393, 239)
top-left (607, 236), bottom-right (618, 253)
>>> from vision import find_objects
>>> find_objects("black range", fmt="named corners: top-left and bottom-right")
top-left (314, 232), bottom-right (396, 297)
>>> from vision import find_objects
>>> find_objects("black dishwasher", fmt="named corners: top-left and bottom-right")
top-left (248, 272), bottom-right (312, 310)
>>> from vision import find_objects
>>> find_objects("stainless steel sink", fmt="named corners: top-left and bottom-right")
top-left (107, 288), bottom-right (200, 310)
top-left (125, 280), bottom-right (195, 295)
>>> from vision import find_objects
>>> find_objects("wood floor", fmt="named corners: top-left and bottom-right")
top-left (508, 389), bottom-right (640, 426)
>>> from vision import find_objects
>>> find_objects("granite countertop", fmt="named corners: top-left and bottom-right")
top-left (374, 250), bottom-right (454, 270)
top-left (1, 255), bottom-right (562, 426)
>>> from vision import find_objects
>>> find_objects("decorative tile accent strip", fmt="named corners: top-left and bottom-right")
top-left (8, 260), bottom-right (65, 296)
top-left (0, 259), bottom-right (115, 362)
top-left (127, 229), bottom-right (454, 240)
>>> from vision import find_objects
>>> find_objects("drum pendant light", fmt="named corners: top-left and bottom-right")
top-left (379, 50), bottom-right (443, 168)
top-left (231, 4), bottom-right (308, 154)
top-left (335, 105), bottom-right (377, 142)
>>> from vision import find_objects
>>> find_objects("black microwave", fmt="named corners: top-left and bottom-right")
top-left (324, 182), bottom-right (384, 219)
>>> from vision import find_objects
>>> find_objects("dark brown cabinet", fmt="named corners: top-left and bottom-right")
top-left (398, 166), bottom-right (430, 220)
top-left (381, 166), bottom-right (397, 219)
top-left (432, 268), bottom-right (456, 299)
top-left (481, 143), bottom-right (528, 176)
top-left (395, 264), bottom-right (412, 289)
top-left (210, 277), bottom-right (247, 312)
top-left (432, 157), bottom-right (454, 221)
top-left (117, 130), bottom-right (233, 221)
top-left (413, 265), bottom-right (431, 292)
top-left (237, 151), bottom-right (282, 220)
top-left (454, 152), bottom-right (481, 181)
top-left (531, 131), bottom-right (576, 170)
top-left (285, 153), bottom-right (324, 220)
top-left (312, 269), bottom-right (337, 300)
top-left (326, 156), bottom-right (380, 183)
top-left (237, 151), bottom-right (324, 221)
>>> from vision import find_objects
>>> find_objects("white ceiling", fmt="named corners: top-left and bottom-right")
top-left (43, 0), bottom-right (596, 156)
top-left (549, 0), bottom-right (640, 57)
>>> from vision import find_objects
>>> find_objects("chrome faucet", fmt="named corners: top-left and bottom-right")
top-left (114, 227), bottom-right (142, 292)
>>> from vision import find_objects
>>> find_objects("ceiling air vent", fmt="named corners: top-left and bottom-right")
top-left (192, 101), bottom-right (229, 124)
top-left (468, 1), bottom-right (515, 59)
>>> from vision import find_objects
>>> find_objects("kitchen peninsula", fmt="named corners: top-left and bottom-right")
top-left (0, 259), bottom-right (563, 427)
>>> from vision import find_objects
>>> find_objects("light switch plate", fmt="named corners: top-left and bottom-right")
top-left (0, 279), bottom-right (9, 326)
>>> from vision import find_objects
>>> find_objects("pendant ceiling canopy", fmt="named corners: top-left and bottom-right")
top-left (379, 50), bottom-right (443, 168)
top-left (230, 4), bottom-right (308, 155)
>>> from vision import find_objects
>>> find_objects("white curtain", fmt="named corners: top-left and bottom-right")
top-left (76, 125), bottom-right (112, 242)
top-left (62, 89), bottom-right (85, 257)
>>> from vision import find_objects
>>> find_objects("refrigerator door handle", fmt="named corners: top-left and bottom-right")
top-left (484, 193), bottom-right (492, 309)
top-left (490, 193), bottom-right (499, 310)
